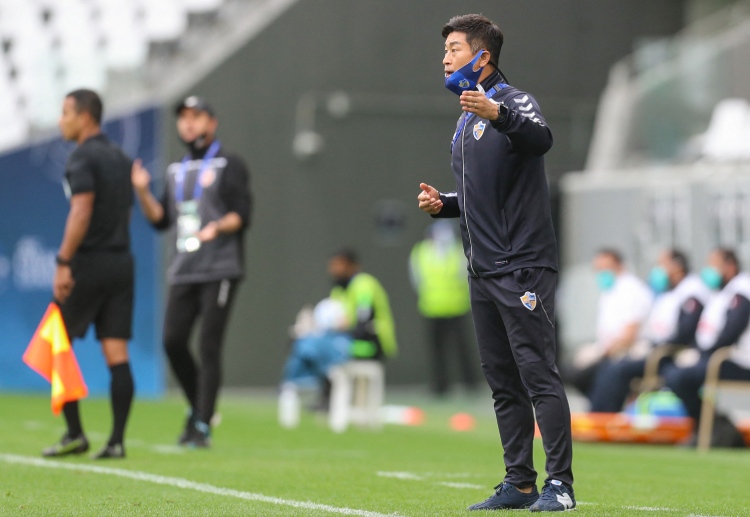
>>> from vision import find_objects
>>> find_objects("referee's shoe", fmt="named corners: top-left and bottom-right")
top-left (42, 434), bottom-right (89, 457)
top-left (91, 443), bottom-right (125, 459)
top-left (467, 482), bottom-right (539, 510)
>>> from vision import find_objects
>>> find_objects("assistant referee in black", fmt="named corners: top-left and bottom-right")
top-left (132, 96), bottom-right (251, 448)
top-left (418, 15), bottom-right (575, 512)
top-left (45, 89), bottom-right (135, 460)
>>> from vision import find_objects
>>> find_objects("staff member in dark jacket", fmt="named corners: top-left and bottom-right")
top-left (132, 96), bottom-right (251, 447)
top-left (45, 89), bottom-right (135, 460)
top-left (664, 248), bottom-right (750, 443)
top-left (418, 14), bottom-right (574, 512)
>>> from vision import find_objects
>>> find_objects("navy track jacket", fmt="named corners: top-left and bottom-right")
top-left (434, 71), bottom-right (558, 277)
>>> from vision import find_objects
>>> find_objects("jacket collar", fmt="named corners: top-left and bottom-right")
top-left (479, 70), bottom-right (504, 92)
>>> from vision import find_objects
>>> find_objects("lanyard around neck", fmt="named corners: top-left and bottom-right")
top-left (174, 140), bottom-right (221, 203)
top-left (450, 83), bottom-right (506, 153)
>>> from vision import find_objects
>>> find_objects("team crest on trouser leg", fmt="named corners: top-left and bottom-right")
top-left (473, 121), bottom-right (486, 140)
top-left (520, 291), bottom-right (536, 311)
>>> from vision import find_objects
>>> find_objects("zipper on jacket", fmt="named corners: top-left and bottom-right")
top-left (461, 113), bottom-right (478, 277)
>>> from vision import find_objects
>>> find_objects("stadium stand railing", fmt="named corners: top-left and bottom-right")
top-left (0, 0), bottom-right (298, 153)
top-left (586, 0), bottom-right (750, 171)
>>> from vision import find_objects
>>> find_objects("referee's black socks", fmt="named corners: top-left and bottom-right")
top-left (62, 401), bottom-right (84, 438)
top-left (108, 362), bottom-right (134, 446)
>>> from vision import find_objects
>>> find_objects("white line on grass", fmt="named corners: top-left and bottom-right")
top-left (622, 507), bottom-right (677, 512)
top-left (0, 454), bottom-right (400, 517)
top-left (436, 482), bottom-right (485, 490)
top-left (376, 471), bottom-right (423, 480)
top-left (376, 472), bottom-right (483, 490)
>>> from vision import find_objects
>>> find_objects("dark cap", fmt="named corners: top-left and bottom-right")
top-left (174, 96), bottom-right (215, 117)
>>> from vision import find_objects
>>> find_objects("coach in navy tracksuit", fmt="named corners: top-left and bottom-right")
top-left (418, 14), bottom-right (575, 512)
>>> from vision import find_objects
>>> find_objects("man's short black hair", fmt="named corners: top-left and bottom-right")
top-left (66, 89), bottom-right (103, 125)
top-left (331, 248), bottom-right (359, 265)
top-left (442, 14), bottom-right (504, 69)
top-left (668, 249), bottom-right (690, 273)
top-left (718, 248), bottom-right (741, 271)
top-left (596, 248), bottom-right (623, 265)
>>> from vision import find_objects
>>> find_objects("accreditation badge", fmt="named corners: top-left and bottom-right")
top-left (176, 200), bottom-right (202, 253)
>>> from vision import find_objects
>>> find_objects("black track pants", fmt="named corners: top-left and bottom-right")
top-left (163, 279), bottom-right (239, 424)
top-left (469, 268), bottom-right (573, 488)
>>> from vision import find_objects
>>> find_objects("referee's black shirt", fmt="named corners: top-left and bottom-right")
top-left (64, 134), bottom-right (133, 253)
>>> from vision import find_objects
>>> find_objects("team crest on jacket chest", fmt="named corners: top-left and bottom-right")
top-left (520, 291), bottom-right (537, 311)
top-left (473, 120), bottom-right (486, 140)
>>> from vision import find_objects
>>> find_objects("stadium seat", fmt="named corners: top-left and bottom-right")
top-left (184, 0), bottom-right (225, 15)
top-left (98, 0), bottom-right (148, 71)
top-left (328, 361), bottom-right (384, 433)
top-left (143, 0), bottom-right (189, 43)
top-left (696, 346), bottom-right (750, 451)
top-left (701, 98), bottom-right (750, 162)
top-left (0, 91), bottom-right (29, 152)
top-left (10, 35), bottom-right (62, 128)
top-left (0, 2), bottom-right (46, 44)
top-left (51, 0), bottom-right (108, 92)
top-left (0, 53), bottom-right (29, 148)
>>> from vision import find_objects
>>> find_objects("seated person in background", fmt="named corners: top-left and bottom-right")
top-left (328, 249), bottom-right (397, 361)
top-left (279, 298), bottom-right (352, 427)
top-left (567, 249), bottom-right (653, 402)
top-left (281, 298), bottom-right (352, 388)
top-left (588, 249), bottom-right (711, 412)
top-left (664, 248), bottom-right (750, 442)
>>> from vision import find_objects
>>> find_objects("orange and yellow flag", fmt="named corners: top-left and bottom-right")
top-left (22, 303), bottom-right (88, 415)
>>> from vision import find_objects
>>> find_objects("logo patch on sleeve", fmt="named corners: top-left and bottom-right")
top-left (473, 121), bottom-right (486, 140)
top-left (520, 291), bottom-right (536, 311)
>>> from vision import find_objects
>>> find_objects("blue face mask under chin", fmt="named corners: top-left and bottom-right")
top-left (445, 51), bottom-right (486, 95)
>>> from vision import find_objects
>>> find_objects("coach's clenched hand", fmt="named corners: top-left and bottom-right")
top-left (418, 183), bottom-right (443, 215)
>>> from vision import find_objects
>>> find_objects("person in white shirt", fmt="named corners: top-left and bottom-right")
top-left (588, 249), bottom-right (711, 412)
top-left (664, 248), bottom-right (750, 438)
top-left (567, 249), bottom-right (653, 404)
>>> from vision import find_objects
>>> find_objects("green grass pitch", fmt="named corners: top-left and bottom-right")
top-left (0, 392), bottom-right (748, 516)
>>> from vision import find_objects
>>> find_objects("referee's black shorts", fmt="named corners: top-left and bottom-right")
top-left (60, 251), bottom-right (134, 341)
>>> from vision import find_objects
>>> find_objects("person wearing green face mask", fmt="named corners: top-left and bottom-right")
top-left (588, 249), bottom-right (711, 413)
top-left (664, 248), bottom-right (750, 444)
top-left (566, 249), bottom-right (653, 403)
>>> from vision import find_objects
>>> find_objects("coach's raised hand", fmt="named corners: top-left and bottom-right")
top-left (131, 159), bottom-right (165, 224)
top-left (131, 159), bottom-right (151, 193)
top-left (418, 183), bottom-right (443, 215)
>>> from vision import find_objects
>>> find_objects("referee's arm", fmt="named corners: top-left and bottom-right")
top-left (55, 192), bottom-right (94, 302)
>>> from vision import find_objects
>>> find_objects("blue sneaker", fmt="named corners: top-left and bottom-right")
top-left (467, 482), bottom-right (539, 511)
top-left (529, 480), bottom-right (576, 512)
